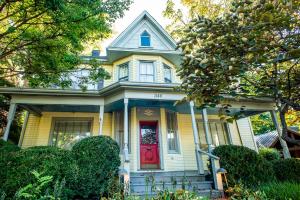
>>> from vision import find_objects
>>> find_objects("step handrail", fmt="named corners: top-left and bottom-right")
top-left (197, 148), bottom-right (219, 160)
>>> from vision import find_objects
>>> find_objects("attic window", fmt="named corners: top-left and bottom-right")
top-left (140, 31), bottom-right (151, 47)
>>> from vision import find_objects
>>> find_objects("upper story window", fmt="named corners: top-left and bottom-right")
top-left (140, 31), bottom-right (151, 47)
top-left (69, 69), bottom-right (103, 90)
top-left (118, 62), bottom-right (129, 81)
top-left (139, 61), bottom-right (154, 82)
top-left (164, 64), bottom-right (172, 83)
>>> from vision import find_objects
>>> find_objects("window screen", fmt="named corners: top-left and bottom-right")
top-left (52, 119), bottom-right (92, 149)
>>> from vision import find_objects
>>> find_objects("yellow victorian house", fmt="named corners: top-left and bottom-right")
top-left (0, 11), bottom-right (285, 196)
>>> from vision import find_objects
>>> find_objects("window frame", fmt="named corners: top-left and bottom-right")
top-left (166, 110), bottom-right (180, 154)
top-left (118, 62), bottom-right (129, 81)
top-left (49, 117), bottom-right (93, 148)
top-left (140, 30), bottom-right (151, 47)
top-left (139, 61), bottom-right (155, 82)
top-left (163, 64), bottom-right (172, 83)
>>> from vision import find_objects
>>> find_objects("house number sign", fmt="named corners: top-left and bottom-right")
top-left (154, 93), bottom-right (163, 99)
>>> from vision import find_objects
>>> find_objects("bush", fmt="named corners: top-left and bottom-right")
top-left (0, 139), bottom-right (20, 152)
top-left (259, 148), bottom-right (280, 161)
top-left (272, 158), bottom-right (300, 183)
top-left (0, 146), bottom-right (77, 199)
top-left (72, 136), bottom-right (121, 198)
top-left (212, 145), bottom-right (275, 187)
top-left (260, 182), bottom-right (300, 200)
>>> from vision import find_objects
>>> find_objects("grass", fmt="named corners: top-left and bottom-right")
top-left (259, 182), bottom-right (300, 200)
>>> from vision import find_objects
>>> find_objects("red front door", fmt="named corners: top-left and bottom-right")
top-left (140, 121), bottom-right (160, 169)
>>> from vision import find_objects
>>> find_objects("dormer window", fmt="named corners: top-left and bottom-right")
top-left (140, 31), bottom-right (151, 47)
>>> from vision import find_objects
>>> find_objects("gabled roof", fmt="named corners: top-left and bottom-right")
top-left (108, 10), bottom-right (177, 49)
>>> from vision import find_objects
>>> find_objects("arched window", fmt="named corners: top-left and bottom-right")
top-left (140, 31), bottom-right (151, 47)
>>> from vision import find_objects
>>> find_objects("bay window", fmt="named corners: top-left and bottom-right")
top-left (139, 62), bottom-right (154, 82)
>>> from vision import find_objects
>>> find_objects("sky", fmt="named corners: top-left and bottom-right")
top-left (93, 0), bottom-right (185, 56)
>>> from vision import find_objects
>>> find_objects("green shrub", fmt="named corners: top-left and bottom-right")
top-left (272, 158), bottom-right (300, 182)
top-left (212, 145), bottom-right (275, 187)
top-left (260, 182), bottom-right (300, 200)
top-left (258, 148), bottom-right (280, 161)
top-left (72, 136), bottom-right (121, 198)
top-left (0, 146), bottom-right (77, 199)
top-left (0, 139), bottom-right (20, 152)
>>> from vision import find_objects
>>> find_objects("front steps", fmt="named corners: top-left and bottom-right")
top-left (130, 170), bottom-right (221, 199)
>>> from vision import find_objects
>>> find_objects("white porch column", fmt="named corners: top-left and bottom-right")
top-left (3, 103), bottom-right (17, 141)
top-left (201, 108), bottom-right (218, 189)
top-left (98, 105), bottom-right (104, 135)
top-left (189, 101), bottom-right (204, 174)
top-left (124, 98), bottom-right (129, 162)
top-left (270, 110), bottom-right (291, 159)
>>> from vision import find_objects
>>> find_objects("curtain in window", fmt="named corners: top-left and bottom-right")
top-left (166, 111), bottom-right (179, 152)
top-left (52, 119), bottom-right (92, 149)
top-left (140, 62), bottom-right (154, 82)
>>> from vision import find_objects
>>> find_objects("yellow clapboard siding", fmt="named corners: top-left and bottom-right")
top-left (22, 114), bottom-right (41, 148)
top-left (22, 112), bottom-right (112, 147)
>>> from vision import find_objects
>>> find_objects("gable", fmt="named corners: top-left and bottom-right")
top-left (108, 11), bottom-right (177, 51)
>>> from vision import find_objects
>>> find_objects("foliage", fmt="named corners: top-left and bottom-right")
top-left (0, 146), bottom-right (76, 199)
top-left (286, 110), bottom-right (300, 131)
top-left (272, 158), bottom-right (300, 183)
top-left (14, 171), bottom-right (65, 200)
top-left (72, 136), bottom-right (121, 198)
top-left (226, 184), bottom-right (268, 200)
top-left (154, 190), bottom-right (209, 200)
top-left (213, 145), bottom-right (275, 187)
top-left (258, 148), bottom-right (280, 161)
top-left (0, 139), bottom-right (20, 152)
top-left (250, 112), bottom-right (275, 135)
top-left (0, 0), bottom-right (132, 89)
top-left (163, 0), bottom-right (230, 39)
top-left (259, 182), bottom-right (300, 200)
top-left (177, 0), bottom-right (300, 144)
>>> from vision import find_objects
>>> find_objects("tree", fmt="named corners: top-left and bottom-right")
top-left (0, 0), bottom-right (132, 142)
top-left (163, 0), bottom-right (230, 39)
top-left (0, 0), bottom-right (132, 88)
top-left (250, 112), bottom-right (275, 135)
top-left (177, 0), bottom-right (300, 145)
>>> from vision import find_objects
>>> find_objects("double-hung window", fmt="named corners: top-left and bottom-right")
top-left (166, 110), bottom-right (179, 153)
top-left (164, 64), bottom-right (172, 83)
top-left (118, 62), bottom-right (129, 81)
top-left (139, 62), bottom-right (154, 82)
top-left (51, 118), bottom-right (92, 149)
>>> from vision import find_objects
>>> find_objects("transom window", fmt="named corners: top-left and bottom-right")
top-left (51, 118), bottom-right (92, 149)
top-left (196, 120), bottom-right (229, 149)
top-left (166, 110), bottom-right (179, 153)
top-left (164, 64), bottom-right (172, 83)
top-left (140, 31), bottom-right (151, 47)
top-left (118, 62), bottom-right (129, 81)
top-left (139, 62), bottom-right (154, 82)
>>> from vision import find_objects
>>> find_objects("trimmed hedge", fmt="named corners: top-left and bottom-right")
top-left (0, 139), bottom-right (20, 152)
top-left (72, 136), bottom-right (120, 198)
top-left (213, 145), bottom-right (275, 187)
top-left (272, 158), bottom-right (300, 183)
top-left (0, 146), bottom-right (77, 198)
top-left (259, 148), bottom-right (280, 161)
top-left (0, 136), bottom-right (121, 199)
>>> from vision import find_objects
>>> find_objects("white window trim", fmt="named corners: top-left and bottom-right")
top-left (163, 63), bottom-right (172, 83)
top-left (139, 61), bottom-right (155, 82)
top-left (166, 110), bottom-right (181, 154)
top-left (118, 62), bottom-right (129, 81)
